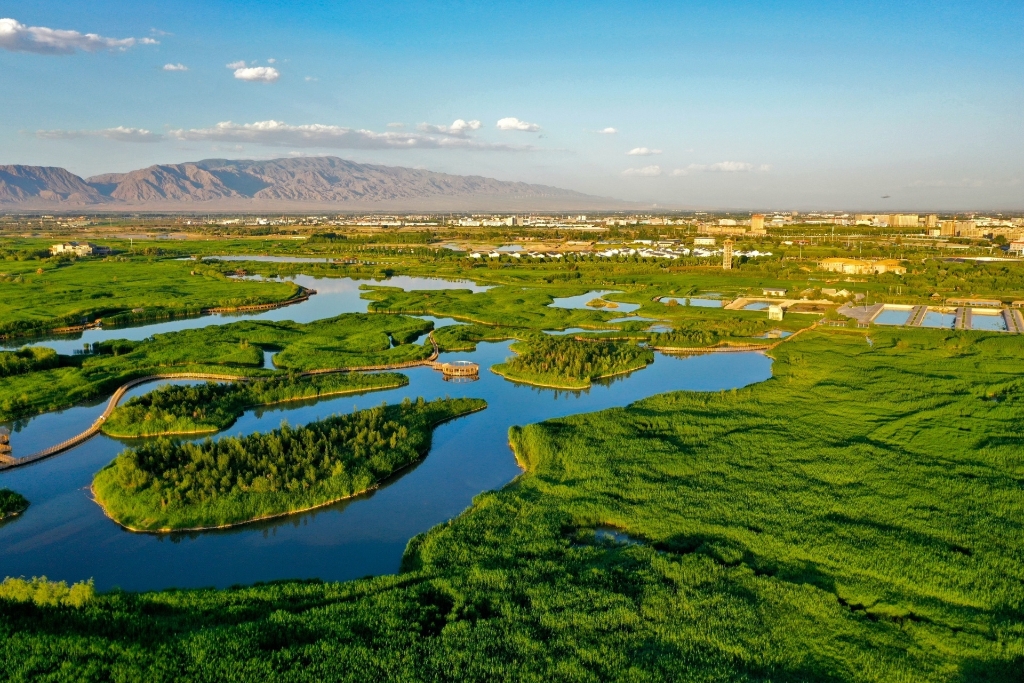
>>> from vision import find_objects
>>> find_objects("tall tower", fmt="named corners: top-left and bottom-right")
top-left (722, 238), bottom-right (734, 270)
top-left (750, 214), bottom-right (766, 235)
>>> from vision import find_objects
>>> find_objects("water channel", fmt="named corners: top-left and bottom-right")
top-left (0, 274), bottom-right (773, 591)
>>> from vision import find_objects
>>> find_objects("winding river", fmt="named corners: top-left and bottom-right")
top-left (0, 274), bottom-right (773, 591)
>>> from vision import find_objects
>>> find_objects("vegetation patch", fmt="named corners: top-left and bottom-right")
top-left (93, 397), bottom-right (486, 531)
top-left (101, 372), bottom-right (408, 437)
top-left (0, 489), bottom-right (29, 519)
top-left (492, 336), bottom-right (653, 388)
top-left (0, 577), bottom-right (94, 608)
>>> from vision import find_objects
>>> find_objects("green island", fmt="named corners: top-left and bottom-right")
top-left (0, 313), bottom-right (433, 421)
top-left (93, 397), bottom-right (486, 531)
top-left (101, 372), bottom-right (409, 437)
top-left (0, 489), bottom-right (29, 519)
top-left (491, 336), bottom-right (654, 388)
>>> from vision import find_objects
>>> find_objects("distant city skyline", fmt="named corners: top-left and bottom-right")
top-left (2, 1), bottom-right (1022, 209)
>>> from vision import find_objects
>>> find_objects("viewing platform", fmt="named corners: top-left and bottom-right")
top-left (428, 360), bottom-right (480, 379)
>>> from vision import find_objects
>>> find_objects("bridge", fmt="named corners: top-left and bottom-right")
top-left (0, 332), bottom-right (478, 470)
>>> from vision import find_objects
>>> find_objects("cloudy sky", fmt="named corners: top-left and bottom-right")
top-left (2, 0), bottom-right (1022, 209)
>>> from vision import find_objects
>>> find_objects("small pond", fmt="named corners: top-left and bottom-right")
top-left (873, 309), bottom-right (913, 326)
top-left (921, 311), bottom-right (956, 329)
top-left (548, 291), bottom-right (641, 313)
top-left (971, 311), bottom-right (1007, 332)
top-left (661, 297), bottom-right (723, 308)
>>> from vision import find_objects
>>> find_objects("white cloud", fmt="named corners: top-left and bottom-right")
top-left (598, 127), bottom-right (618, 134)
top-left (304, 76), bottom-right (318, 82)
top-left (417, 119), bottom-right (482, 137)
top-left (386, 122), bottom-right (405, 128)
top-left (672, 161), bottom-right (759, 175)
top-left (622, 165), bottom-right (662, 177)
top-left (0, 17), bottom-right (157, 55)
top-left (35, 126), bottom-right (162, 142)
top-left (496, 117), bottom-right (540, 132)
top-left (162, 63), bottom-right (187, 71)
top-left (627, 147), bottom-right (661, 156)
top-left (233, 66), bottom-right (279, 83)
top-left (267, 58), bottom-right (276, 64)
top-left (168, 120), bottom-right (532, 151)
top-left (226, 60), bottom-right (247, 69)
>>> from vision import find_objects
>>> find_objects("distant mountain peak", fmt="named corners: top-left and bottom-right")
top-left (0, 156), bottom-right (623, 211)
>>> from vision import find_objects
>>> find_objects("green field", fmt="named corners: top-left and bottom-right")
top-left (0, 255), bottom-right (300, 339)
top-left (93, 397), bottom-right (487, 531)
top-left (0, 313), bottom-right (433, 422)
top-left (0, 489), bottom-right (29, 519)
top-left (3, 328), bottom-right (1022, 679)
top-left (491, 337), bottom-right (654, 388)
top-left (101, 372), bottom-right (409, 437)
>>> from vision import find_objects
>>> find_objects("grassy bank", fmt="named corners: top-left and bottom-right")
top-left (0, 313), bottom-right (434, 422)
top-left (491, 337), bottom-right (654, 389)
top-left (93, 397), bottom-right (486, 531)
top-left (0, 489), bottom-right (29, 519)
top-left (101, 372), bottom-right (409, 437)
top-left (0, 257), bottom-right (299, 340)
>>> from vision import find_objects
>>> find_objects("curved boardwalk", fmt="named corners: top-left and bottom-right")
top-left (0, 333), bottom-right (442, 471)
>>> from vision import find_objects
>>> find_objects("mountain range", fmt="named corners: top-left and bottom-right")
top-left (0, 157), bottom-right (624, 211)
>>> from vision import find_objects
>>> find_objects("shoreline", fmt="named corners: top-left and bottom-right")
top-left (91, 404), bottom-right (488, 534)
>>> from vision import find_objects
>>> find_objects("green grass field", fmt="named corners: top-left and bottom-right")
top-left (3, 328), bottom-right (1022, 680)
top-left (93, 397), bottom-right (486, 531)
top-left (101, 372), bottom-right (409, 437)
top-left (0, 256), bottom-right (299, 339)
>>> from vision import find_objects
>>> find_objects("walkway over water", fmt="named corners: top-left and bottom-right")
top-left (0, 333), bottom-right (476, 470)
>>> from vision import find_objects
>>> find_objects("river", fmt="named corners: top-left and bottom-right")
top-left (0, 274), bottom-right (773, 591)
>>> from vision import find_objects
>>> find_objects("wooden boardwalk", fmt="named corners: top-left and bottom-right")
top-left (0, 333), bottom-right (446, 471)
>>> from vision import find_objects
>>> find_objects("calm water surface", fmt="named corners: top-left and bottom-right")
top-left (0, 342), bottom-right (772, 591)
top-left (1, 274), bottom-right (489, 355)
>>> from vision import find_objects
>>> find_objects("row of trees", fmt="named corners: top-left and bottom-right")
top-left (105, 373), bottom-right (407, 436)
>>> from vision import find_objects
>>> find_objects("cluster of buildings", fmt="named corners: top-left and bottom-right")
top-left (818, 257), bottom-right (906, 275)
top-left (49, 242), bottom-right (111, 257)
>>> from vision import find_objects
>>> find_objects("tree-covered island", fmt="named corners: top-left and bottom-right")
top-left (491, 336), bottom-right (654, 389)
top-left (92, 397), bottom-right (486, 531)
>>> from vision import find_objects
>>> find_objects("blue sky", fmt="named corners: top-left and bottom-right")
top-left (2, 0), bottom-right (1022, 209)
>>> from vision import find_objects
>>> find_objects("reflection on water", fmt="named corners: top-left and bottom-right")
top-left (0, 341), bottom-right (772, 591)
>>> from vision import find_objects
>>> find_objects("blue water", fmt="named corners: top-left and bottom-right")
top-left (921, 311), bottom-right (955, 329)
top-left (971, 312), bottom-right (1007, 332)
top-left (1, 275), bottom-right (485, 355)
top-left (743, 302), bottom-right (769, 311)
top-left (874, 309), bottom-right (913, 326)
top-left (607, 316), bottom-right (664, 324)
top-left (662, 298), bottom-right (723, 308)
top-left (548, 290), bottom-right (641, 313)
top-left (0, 342), bottom-right (772, 591)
